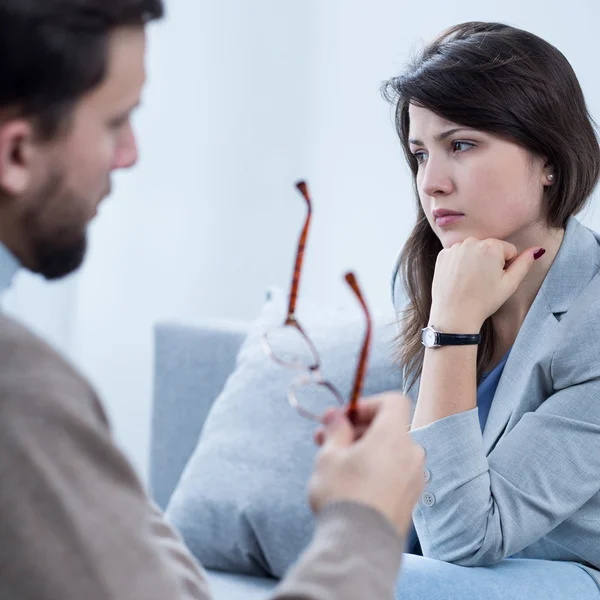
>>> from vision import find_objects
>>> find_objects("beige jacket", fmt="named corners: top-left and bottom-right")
top-left (0, 315), bottom-right (404, 600)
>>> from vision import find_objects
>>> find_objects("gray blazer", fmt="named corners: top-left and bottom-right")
top-left (392, 217), bottom-right (600, 586)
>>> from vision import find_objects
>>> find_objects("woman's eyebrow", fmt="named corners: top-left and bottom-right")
top-left (409, 128), bottom-right (474, 145)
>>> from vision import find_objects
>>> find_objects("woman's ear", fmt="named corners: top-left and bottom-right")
top-left (542, 162), bottom-right (555, 187)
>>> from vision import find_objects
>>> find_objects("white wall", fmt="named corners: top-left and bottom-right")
top-left (13, 0), bottom-right (600, 479)
top-left (4, 273), bottom-right (76, 356)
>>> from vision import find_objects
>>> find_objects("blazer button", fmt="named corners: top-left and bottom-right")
top-left (423, 469), bottom-right (431, 483)
top-left (422, 492), bottom-right (436, 507)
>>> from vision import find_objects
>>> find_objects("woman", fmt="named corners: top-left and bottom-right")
top-left (382, 22), bottom-right (600, 599)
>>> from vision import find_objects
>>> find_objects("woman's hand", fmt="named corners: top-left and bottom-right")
top-left (429, 238), bottom-right (544, 333)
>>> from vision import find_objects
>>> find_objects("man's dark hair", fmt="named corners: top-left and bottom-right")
top-left (0, 0), bottom-right (164, 139)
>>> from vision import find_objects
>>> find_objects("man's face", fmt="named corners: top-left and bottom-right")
top-left (1, 26), bottom-right (147, 279)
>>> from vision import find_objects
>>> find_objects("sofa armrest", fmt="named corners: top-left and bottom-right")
top-left (149, 320), bottom-right (248, 509)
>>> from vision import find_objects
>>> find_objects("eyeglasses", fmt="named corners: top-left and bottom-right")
top-left (261, 181), bottom-right (372, 423)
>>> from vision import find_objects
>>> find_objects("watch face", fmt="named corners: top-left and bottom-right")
top-left (423, 328), bottom-right (437, 347)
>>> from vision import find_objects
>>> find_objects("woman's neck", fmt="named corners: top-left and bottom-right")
top-left (490, 223), bottom-right (565, 360)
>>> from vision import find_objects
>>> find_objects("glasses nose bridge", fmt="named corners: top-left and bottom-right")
top-left (261, 321), bottom-right (321, 371)
top-left (289, 372), bottom-right (346, 422)
top-left (306, 363), bottom-right (325, 380)
top-left (289, 320), bottom-right (322, 371)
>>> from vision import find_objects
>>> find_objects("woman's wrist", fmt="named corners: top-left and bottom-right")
top-left (428, 308), bottom-right (483, 334)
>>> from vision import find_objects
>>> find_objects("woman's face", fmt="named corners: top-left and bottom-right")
top-left (407, 104), bottom-right (553, 248)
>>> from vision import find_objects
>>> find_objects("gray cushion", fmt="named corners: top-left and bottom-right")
top-left (165, 288), bottom-right (402, 578)
top-left (150, 321), bottom-right (248, 510)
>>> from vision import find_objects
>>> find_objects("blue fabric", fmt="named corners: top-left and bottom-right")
top-left (0, 241), bottom-right (19, 296)
top-left (407, 352), bottom-right (510, 556)
top-left (395, 554), bottom-right (599, 599)
top-left (206, 569), bottom-right (278, 599)
top-left (477, 350), bottom-right (511, 432)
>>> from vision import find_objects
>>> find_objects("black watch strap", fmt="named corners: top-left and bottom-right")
top-left (437, 332), bottom-right (481, 346)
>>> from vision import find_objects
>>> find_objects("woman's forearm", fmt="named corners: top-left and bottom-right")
top-left (412, 310), bottom-right (480, 429)
top-left (412, 343), bottom-right (478, 430)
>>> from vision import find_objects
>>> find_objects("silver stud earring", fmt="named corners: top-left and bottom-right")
top-left (547, 173), bottom-right (555, 182)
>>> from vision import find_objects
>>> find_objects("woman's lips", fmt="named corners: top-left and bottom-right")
top-left (435, 214), bottom-right (464, 227)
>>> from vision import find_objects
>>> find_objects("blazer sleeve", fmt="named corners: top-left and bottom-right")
top-left (409, 307), bottom-right (600, 565)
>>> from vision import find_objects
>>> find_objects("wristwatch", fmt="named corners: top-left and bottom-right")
top-left (421, 325), bottom-right (481, 348)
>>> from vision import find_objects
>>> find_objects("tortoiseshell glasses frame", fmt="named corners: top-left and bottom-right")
top-left (261, 181), bottom-right (372, 423)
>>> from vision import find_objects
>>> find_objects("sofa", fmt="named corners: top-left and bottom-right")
top-left (149, 320), bottom-right (279, 598)
top-left (149, 286), bottom-right (403, 599)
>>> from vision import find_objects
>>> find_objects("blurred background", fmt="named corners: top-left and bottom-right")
top-left (6, 0), bottom-right (599, 479)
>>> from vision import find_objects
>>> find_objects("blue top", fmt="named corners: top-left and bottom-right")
top-left (0, 241), bottom-right (19, 296)
top-left (476, 350), bottom-right (511, 431)
top-left (408, 350), bottom-right (512, 555)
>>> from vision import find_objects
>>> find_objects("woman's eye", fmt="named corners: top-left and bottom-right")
top-left (413, 151), bottom-right (428, 164)
top-left (452, 141), bottom-right (474, 153)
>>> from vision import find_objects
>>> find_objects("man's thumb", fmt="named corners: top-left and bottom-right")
top-left (322, 411), bottom-right (354, 449)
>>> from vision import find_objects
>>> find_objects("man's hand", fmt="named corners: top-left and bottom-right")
top-left (308, 392), bottom-right (425, 538)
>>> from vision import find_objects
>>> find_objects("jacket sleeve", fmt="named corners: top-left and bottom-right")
top-left (409, 310), bottom-right (600, 565)
top-left (273, 502), bottom-right (404, 600)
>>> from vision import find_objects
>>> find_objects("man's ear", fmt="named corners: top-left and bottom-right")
top-left (0, 120), bottom-right (37, 196)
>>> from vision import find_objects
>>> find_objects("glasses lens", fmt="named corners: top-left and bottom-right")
top-left (264, 325), bottom-right (319, 370)
top-left (291, 380), bottom-right (344, 420)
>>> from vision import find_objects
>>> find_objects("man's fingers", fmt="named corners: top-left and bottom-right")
top-left (315, 393), bottom-right (412, 448)
top-left (344, 398), bottom-right (381, 425)
top-left (352, 425), bottom-right (369, 441)
top-left (321, 411), bottom-right (354, 450)
top-left (360, 393), bottom-right (412, 444)
top-left (314, 427), bottom-right (325, 447)
top-left (345, 392), bottom-right (408, 427)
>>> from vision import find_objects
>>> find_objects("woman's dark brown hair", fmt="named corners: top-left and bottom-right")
top-left (382, 21), bottom-right (600, 388)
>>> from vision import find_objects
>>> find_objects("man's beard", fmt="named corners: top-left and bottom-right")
top-left (32, 235), bottom-right (87, 281)
top-left (24, 170), bottom-right (91, 281)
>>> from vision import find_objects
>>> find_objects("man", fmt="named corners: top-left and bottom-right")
top-left (0, 1), bottom-right (425, 599)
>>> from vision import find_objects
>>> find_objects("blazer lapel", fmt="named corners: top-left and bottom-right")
top-left (482, 218), bottom-right (600, 454)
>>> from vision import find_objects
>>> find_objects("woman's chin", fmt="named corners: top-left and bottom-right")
top-left (439, 232), bottom-right (470, 249)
